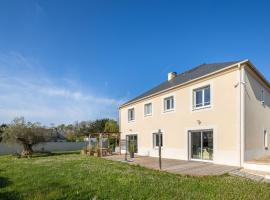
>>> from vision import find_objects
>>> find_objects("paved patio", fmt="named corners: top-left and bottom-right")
top-left (248, 155), bottom-right (270, 164)
top-left (104, 154), bottom-right (239, 176)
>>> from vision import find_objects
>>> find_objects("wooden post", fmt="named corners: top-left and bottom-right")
top-left (119, 132), bottom-right (121, 155)
top-left (158, 129), bottom-right (162, 170)
top-left (88, 134), bottom-right (91, 149)
top-left (99, 133), bottom-right (102, 157)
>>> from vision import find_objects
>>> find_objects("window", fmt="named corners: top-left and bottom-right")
top-left (193, 85), bottom-right (211, 109)
top-left (153, 133), bottom-right (163, 148)
top-left (164, 96), bottom-right (174, 112)
top-left (264, 130), bottom-right (268, 150)
top-left (144, 103), bottom-right (152, 116)
top-left (128, 108), bottom-right (135, 122)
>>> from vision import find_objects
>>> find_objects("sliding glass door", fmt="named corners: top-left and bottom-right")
top-left (190, 130), bottom-right (213, 161)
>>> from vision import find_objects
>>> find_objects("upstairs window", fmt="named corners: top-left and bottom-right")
top-left (144, 103), bottom-right (152, 116)
top-left (193, 85), bottom-right (211, 109)
top-left (128, 108), bottom-right (135, 122)
top-left (153, 133), bottom-right (163, 148)
top-left (264, 130), bottom-right (268, 150)
top-left (164, 96), bottom-right (174, 112)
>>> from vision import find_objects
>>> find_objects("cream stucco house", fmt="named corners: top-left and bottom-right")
top-left (119, 60), bottom-right (270, 167)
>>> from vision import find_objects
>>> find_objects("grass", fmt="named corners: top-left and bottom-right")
top-left (0, 152), bottom-right (270, 200)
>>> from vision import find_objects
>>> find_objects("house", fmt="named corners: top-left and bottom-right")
top-left (119, 60), bottom-right (270, 167)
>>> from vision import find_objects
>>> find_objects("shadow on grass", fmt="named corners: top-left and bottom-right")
top-left (0, 176), bottom-right (11, 188)
top-left (0, 174), bottom-right (21, 200)
top-left (29, 150), bottom-right (80, 158)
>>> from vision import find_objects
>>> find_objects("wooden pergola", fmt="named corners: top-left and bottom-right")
top-left (87, 132), bottom-right (121, 157)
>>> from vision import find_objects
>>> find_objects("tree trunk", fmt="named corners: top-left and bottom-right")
top-left (21, 143), bottom-right (33, 156)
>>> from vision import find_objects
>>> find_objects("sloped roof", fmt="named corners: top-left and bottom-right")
top-left (121, 61), bottom-right (241, 107)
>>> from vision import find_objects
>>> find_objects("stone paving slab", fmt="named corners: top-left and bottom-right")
top-left (229, 169), bottom-right (266, 182)
top-left (104, 155), bottom-right (239, 176)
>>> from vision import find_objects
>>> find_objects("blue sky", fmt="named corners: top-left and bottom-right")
top-left (0, 0), bottom-right (270, 125)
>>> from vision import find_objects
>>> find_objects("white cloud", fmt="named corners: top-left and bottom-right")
top-left (0, 52), bottom-right (124, 125)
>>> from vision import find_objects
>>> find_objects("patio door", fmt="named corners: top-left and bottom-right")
top-left (127, 134), bottom-right (138, 153)
top-left (190, 130), bottom-right (213, 161)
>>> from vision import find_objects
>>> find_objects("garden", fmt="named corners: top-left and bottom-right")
top-left (1, 151), bottom-right (270, 200)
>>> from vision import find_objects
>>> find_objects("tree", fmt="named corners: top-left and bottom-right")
top-left (0, 124), bottom-right (7, 142)
top-left (1, 117), bottom-right (52, 155)
top-left (88, 119), bottom-right (109, 134)
top-left (104, 120), bottom-right (119, 133)
top-left (66, 131), bottom-right (77, 142)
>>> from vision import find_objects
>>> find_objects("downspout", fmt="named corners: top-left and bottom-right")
top-left (239, 64), bottom-right (246, 167)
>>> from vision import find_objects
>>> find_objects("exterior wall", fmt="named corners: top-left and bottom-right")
top-left (120, 67), bottom-right (241, 166)
top-left (244, 66), bottom-right (270, 161)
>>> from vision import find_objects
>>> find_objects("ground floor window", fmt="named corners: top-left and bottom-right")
top-left (190, 130), bottom-right (213, 161)
top-left (153, 133), bottom-right (163, 148)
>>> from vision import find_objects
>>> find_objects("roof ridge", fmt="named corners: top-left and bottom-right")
top-left (175, 61), bottom-right (240, 78)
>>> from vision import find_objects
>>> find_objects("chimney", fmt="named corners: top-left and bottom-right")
top-left (168, 72), bottom-right (177, 81)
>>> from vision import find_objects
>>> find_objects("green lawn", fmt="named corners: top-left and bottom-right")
top-left (0, 152), bottom-right (270, 200)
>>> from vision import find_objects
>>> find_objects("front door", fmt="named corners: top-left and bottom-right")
top-left (190, 130), bottom-right (213, 161)
top-left (127, 134), bottom-right (138, 153)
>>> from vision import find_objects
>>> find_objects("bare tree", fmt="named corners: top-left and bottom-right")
top-left (1, 117), bottom-right (52, 155)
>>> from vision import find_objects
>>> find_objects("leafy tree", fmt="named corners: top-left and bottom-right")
top-left (88, 119), bottom-right (109, 134)
top-left (104, 120), bottom-right (119, 133)
top-left (66, 131), bottom-right (77, 142)
top-left (0, 124), bottom-right (8, 142)
top-left (1, 117), bottom-right (52, 155)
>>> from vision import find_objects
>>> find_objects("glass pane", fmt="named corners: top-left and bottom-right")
top-left (202, 131), bottom-right (213, 160)
top-left (134, 135), bottom-right (138, 153)
top-left (171, 97), bottom-right (174, 109)
top-left (128, 109), bottom-right (134, 120)
top-left (191, 132), bottom-right (201, 159)
top-left (195, 90), bottom-right (203, 107)
top-left (155, 134), bottom-right (163, 147)
top-left (144, 105), bottom-right (147, 115)
top-left (155, 134), bottom-right (159, 146)
top-left (166, 99), bottom-right (170, 109)
top-left (145, 103), bottom-right (152, 115)
top-left (204, 87), bottom-right (210, 106)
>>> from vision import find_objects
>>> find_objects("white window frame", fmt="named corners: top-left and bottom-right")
top-left (264, 129), bottom-right (268, 150)
top-left (153, 133), bottom-right (163, 148)
top-left (144, 103), bottom-right (152, 117)
top-left (193, 85), bottom-right (211, 110)
top-left (163, 96), bottom-right (175, 112)
top-left (128, 108), bottom-right (135, 122)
